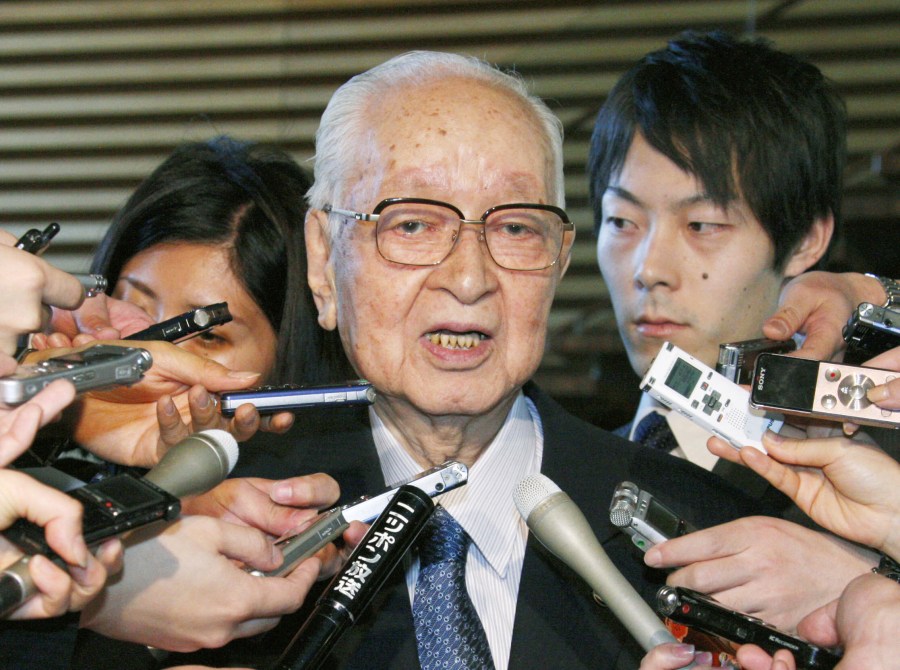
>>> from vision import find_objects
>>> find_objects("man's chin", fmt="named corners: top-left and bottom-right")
top-left (625, 346), bottom-right (662, 379)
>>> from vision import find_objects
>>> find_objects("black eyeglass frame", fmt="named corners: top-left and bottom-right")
top-left (323, 197), bottom-right (575, 271)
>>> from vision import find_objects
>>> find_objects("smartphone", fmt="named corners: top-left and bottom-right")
top-left (842, 302), bottom-right (900, 365)
top-left (716, 338), bottom-right (797, 385)
top-left (751, 353), bottom-right (899, 429)
top-left (0, 344), bottom-right (152, 405)
top-left (640, 342), bottom-right (783, 451)
top-left (125, 302), bottom-right (232, 344)
top-left (4, 472), bottom-right (181, 559)
top-left (219, 380), bottom-right (376, 417)
top-left (656, 586), bottom-right (841, 669)
top-left (248, 460), bottom-right (468, 577)
top-left (609, 481), bottom-right (697, 551)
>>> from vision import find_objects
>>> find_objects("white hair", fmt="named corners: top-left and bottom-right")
top-left (307, 51), bottom-right (565, 238)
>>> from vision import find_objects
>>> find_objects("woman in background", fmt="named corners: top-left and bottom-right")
top-left (92, 134), bottom-right (350, 386)
top-left (31, 135), bottom-right (353, 468)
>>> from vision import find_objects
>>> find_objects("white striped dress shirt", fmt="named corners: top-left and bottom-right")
top-left (370, 392), bottom-right (544, 670)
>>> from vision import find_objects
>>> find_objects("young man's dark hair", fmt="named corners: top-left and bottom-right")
top-left (588, 30), bottom-right (846, 271)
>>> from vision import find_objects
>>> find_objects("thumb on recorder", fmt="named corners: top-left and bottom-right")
top-left (0, 468), bottom-right (122, 620)
top-left (0, 429), bottom-right (237, 618)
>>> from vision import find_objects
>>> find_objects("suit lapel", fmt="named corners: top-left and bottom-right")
top-left (508, 385), bottom-right (645, 669)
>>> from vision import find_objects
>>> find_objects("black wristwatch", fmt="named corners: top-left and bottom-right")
top-left (865, 273), bottom-right (900, 309)
top-left (872, 553), bottom-right (900, 584)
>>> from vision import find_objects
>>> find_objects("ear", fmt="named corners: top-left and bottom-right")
top-left (781, 214), bottom-right (834, 277)
top-left (305, 209), bottom-right (338, 331)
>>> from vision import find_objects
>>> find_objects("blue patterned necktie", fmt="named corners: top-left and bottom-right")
top-left (633, 411), bottom-right (678, 452)
top-left (413, 506), bottom-right (494, 670)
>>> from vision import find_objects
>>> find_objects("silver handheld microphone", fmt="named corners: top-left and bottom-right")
top-left (514, 473), bottom-right (693, 666)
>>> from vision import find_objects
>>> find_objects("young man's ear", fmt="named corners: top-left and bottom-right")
top-left (782, 214), bottom-right (835, 277)
top-left (305, 209), bottom-right (338, 331)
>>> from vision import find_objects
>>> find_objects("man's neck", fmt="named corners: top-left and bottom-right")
top-left (371, 392), bottom-right (519, 469)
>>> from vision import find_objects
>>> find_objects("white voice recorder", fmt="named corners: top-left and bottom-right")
top-left (640, 342), bottom-right (783, 452)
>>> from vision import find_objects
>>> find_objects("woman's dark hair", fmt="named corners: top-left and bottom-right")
top-left (588, 30), bottom-right (846, 271)
top-left (92, 135), bottom-right (352, 385)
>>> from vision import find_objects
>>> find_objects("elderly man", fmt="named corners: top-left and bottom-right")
top-left (147, 51), bottom-right (768, 670)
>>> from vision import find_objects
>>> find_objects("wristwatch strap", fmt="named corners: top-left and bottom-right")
top-left (865, 273), bottom-right (900, 309)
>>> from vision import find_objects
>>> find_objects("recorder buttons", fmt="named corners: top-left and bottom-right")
top-left (821, 395), bottom-right (837, 410)
top-left (824, 367), bottom-right (842, 382)
top-left (837, 374), bottom-right (874, 411)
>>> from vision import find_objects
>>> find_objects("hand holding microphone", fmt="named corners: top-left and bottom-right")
top-left (514, 473), bottom-right (696, 668)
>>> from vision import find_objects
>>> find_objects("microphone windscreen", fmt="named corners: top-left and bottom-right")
top-left (143, 429), bottom-right (239, 498)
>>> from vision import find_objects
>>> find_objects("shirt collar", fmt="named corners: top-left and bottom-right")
top-left (370, 392), bottom-right (541, 578)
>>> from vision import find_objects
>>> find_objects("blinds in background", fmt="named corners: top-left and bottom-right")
top-left (1, 0), bottom-right (897, 402)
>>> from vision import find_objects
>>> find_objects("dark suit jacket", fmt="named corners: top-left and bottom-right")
top-left (75, 383), bottom-right (773, 669)
top-left (615, 417), bottom-right (785, 500)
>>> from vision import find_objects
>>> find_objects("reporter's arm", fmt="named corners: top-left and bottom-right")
top-left (155, 385), bottom-right (294, 453)
top-left (45, 293), bottom-right (155, 346)
top-left (707, 431), bottom-right (900, 559)
top-left (863, 345), bottom-right (900, 410)
top-left (0, 231), bottom-right (86, 355)
top-left (639, 643), bottom-right (714, 669)
top-left (181, 473), bottom-right (367, 577)
top-left (736, 573), bottom-right (900, 670)
top-left (644, 516), bottom-right (874, 632)
top-left (63, 341), bottom-right (261, 467)
top-left (80, 515), bottom-right (322, 651)
top-left (0, 378), bottom-right (76, 466)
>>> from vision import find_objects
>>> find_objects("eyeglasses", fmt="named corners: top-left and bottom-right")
top-left (324, 197), bottom-right (575, 271)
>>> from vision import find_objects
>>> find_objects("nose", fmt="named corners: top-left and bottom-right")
top-left (634, 224), bottom-right (679, 291)
top-left (428, 222), bottom-right (498, 303)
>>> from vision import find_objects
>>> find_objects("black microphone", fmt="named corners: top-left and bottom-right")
top-left (0, 429), bottom-right (239, 617)
top-left (514, 473), bottom-right (694, 666)
top-left (271, 485), bottom-right (436, 670)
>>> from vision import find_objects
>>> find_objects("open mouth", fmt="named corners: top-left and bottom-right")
top-left (425, 330), bottom-right (487, 350)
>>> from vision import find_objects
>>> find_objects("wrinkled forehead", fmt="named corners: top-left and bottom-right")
top-left (341, 78), bottom-right (556, 209)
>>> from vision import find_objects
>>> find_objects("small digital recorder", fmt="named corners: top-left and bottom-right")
top-left (609, 481), bottom-right (697, 551)
top-left (640, 342), bottom-right (783, 451)
top-left (716, 337), bottom-right (797, 385)
top-left (249, 460), bottom-right (468, 577)
top-left (751, 353), bottom-right (898, 429)
top-left (842, 302), bottom-right (900, 365)
top-left (0, 345), bottom-right (152, 405)
top-left (219, 380), bottom-right (375, 416)
top-left (657, 586), bottom-right (841, 669)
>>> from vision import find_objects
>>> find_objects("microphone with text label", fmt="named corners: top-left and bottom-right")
top-left (271, 485), bottom-right (436, 670)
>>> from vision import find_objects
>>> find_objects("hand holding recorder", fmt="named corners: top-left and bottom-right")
top-left (66, 340), bottom-right (262, 467)
top-left (0, 229), bottom-right (89, 355)
top-left (862, 345), bottom-right (900, 411)
top-left (763, 271), bottom-right (889, 362)
top-left (708, 431), bottom-right (900, 560)
top-left (646, 515), bottom-right (876, 632)
top-left (735, 573), bottom-right (900, 670)
top-left (0, 467), bottom-right (122, 620)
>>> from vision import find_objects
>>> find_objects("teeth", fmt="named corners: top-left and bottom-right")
top-left (427, 331), bottom-right (484, 350)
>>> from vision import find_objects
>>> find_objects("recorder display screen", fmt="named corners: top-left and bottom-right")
top-left (665, 359), bottom-right (702, 399)
top-left (646, 499), bottom-right (685, 537)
